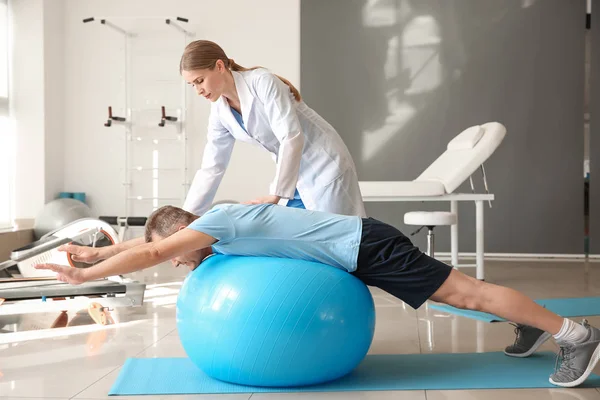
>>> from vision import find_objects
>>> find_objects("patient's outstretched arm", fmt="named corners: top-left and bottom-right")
top-left (58, 236), bottom-right (146, 263)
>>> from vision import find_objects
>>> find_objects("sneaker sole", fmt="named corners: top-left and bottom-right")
top-left (504, 331), bottom-right (552, 358)
top-left (549, 341), bottom-right (600, 387)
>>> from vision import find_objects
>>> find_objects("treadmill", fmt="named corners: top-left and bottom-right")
top-left (0, 217), bottom-right (147, 317)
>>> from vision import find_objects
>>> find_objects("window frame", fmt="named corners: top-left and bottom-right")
top-left (0, 0), bottom-right (13, 229)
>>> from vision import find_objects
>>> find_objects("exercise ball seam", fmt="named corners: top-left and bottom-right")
top-left (209, 282), bottom-right (233, 372)
top-left (284, 274), bottom-right (346, 374)
top-left (239, 265), bottom-right (318, 384)
top-left (270, 272), bottom-right (334, 376)
top-left (244, 266), bottom-right (299, 382)
top-left (253, 265), bottom-right (319, 383)
top-left (228, 265), bottom-right (291, 383)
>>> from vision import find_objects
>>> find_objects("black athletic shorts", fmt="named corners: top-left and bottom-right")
top-left (351, 217), bottom-right (453, 309)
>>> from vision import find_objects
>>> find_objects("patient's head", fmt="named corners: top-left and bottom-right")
top-left (144, 205), bottom-right (197, 241)
top-left (145, 205), bottom-right (211, 270)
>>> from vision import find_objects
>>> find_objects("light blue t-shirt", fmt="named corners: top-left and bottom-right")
top-left (187, 204), bottom-right (363, 272)
top-left (231, 108), bottom-right (247, 132)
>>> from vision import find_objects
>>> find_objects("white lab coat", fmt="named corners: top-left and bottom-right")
top-left (183, 68), bottom-right (366, 217)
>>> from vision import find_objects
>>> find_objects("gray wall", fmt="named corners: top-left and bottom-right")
top-left (301, 0), bottom-right (585, 254)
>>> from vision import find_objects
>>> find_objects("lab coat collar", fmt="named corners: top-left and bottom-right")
top-left (232, 70), bottom-right (254, 130)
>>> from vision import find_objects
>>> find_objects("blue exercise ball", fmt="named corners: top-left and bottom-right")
top-left (176, 255), bottom-right (376, 387)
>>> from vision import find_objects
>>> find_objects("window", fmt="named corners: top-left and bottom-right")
top-left (0, 0), bottom-right (6, 111)
top-left (0, 0), bottom-right (13, 229)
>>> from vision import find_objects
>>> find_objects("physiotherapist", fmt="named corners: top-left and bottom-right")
top-left (180, 40), bottom-right (366, 217)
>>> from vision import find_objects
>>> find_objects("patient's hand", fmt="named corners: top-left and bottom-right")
top-left (172, 260), bottom-right (199, 272)
top-left (33, 263), bottom-right (87, 285)
top-left (58, 244), bottom-right (104, 264)
top-left (242, 195), bottom-right (281, 206)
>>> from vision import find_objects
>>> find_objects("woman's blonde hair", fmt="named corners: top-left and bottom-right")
top-left (180, 40), bottom-right (301, 101)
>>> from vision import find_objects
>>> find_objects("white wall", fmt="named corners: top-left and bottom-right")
top-left (10, 0), bottom-right (66, 222)
top-left (61, 0), bottom-right (300, 217)
top-left (10, 0), bottom-right (46, 221)
top-left (43, 0), bottom-right (65, 204)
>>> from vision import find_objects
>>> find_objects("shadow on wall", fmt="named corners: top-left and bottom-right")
top-left (302, 0), bottom-right (584, 253)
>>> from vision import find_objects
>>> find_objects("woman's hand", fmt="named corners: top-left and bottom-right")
top-left (242, 195), bottom-right (281, 205)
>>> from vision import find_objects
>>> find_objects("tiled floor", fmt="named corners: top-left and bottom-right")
top-left (2, 260), bottom-right (600, 399)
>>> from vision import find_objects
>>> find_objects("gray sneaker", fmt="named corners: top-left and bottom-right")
top-left (504, 323), bottom-right (552, 358)
top-left (549, 319), bottom-right (600, 387)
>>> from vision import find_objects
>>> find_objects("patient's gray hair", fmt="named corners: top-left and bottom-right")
top-left (144, 206), bottom-right (198, 242)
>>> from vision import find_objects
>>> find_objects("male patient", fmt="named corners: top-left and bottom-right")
top-left (36, 203), bottom-right (600, 388)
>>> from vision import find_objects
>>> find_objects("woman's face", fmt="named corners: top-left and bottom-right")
top-left (182, 59), bottom-right (227, 102)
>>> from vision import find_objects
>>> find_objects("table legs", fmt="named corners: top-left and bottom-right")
top-left (451, 200), bottom-right (459, 268)
top-left (475, 200), bottom-right (485, 280)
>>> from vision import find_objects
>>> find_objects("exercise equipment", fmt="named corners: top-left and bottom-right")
top-left (404, 211), bottom-right (457, 259)
top-left (0, 217), bottom-right (146, 342)
top-left (176, 255), bottom-right (376, 387)
top-left (359, 123), bottom-right (506, 200)
top-left (11, 217), bottom-right (118, 279)
top-left (98, 215), bottom-right (148, 242)
top-left (87, 302), bottom-right (115, 325)
top-left (32, 198), bottom-right (94, 239)
top-left (109, 352), bottom-right (600, 395)
top-left (83, 16), bottom-right (195, 218)
top-left (359, 122), bottom-right (507, 279)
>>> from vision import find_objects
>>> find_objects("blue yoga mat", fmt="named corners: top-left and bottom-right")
top-left (108, 352), bottom-right (600, 395)
top-left (429, 297), bottom-right (600, 323)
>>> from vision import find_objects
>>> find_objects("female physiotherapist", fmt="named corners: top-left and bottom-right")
top-left (180, 40), bottom-right (366, 217)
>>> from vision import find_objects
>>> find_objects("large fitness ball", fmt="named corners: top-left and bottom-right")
top-left (176, 255), bottom-right (376, 387)
top-left (33, 198), bottom-right (93, 239)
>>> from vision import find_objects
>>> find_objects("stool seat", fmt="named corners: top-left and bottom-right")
top-left (404, 211), bottom-right (457, 227)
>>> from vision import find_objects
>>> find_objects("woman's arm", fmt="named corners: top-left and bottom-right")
top-left (253, 72), bottom-right (305, 201)
top-left (183, 109), bottom-right (236, 216)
